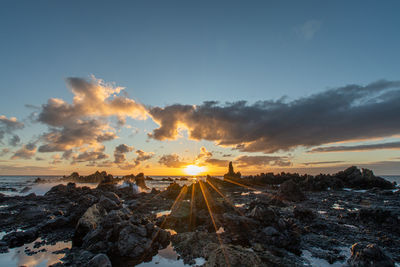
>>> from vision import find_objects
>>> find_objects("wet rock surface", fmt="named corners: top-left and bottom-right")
top-left (0, 166), bottom-right (399, 266)
top-left (346, 243), bottom-right (395, 267)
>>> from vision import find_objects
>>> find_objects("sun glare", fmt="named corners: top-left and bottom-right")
top-left (184, 164), bottom-right (206, 176)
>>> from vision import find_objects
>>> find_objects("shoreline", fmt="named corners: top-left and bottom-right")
top-left (0, 166), bottom-right (399, 266)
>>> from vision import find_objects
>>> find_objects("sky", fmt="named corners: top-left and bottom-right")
top-left (0, 0), bottom-right (400, 176)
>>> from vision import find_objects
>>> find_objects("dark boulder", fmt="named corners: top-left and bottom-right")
top-left (87, 253), bottom-right (112, 267)
top-left (293, 206), bottom-right (315, 221)
top-left (347, 243), bottom-right (394, 267)
top-left (73, 204), bottom-right (107, 246)
top-left (160, 182), bottom-right (182, 199)
top-left (98, 196), bottom-right (120, 212)
top-left (277, 180), bottom-right (306, 202)
top-left (336, 167), bottom-right (394, 189)
top-left (135, 173), bottom-right (149, 190)
top-left (2, 228), bottom-right (38, 248)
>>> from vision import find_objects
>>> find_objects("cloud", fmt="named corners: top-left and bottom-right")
top-left (302, 160), bottom-right (345, 166)
top-left (38, 119), bottom-right (114, 152)
top-left (95, 160), bottom-right (114, 168)
top-left (0, 148), bottom-right (10, 157)
top-left (205, 158), bottom-right (229, 167)
top-left (158, 154), bottom-right (188, 168)
top-left (115, 150), bottom-right (154, 170)
top-left (295, 20), bottom-right (322, 40)
top-left (0, 115), bottom-right (24, 143)
top-left (133, 150), bottom-right (154, 166)
top-left (72, 150), bottom-right (108, 164)
top-left (38, 76), bottom-right (147, 127)
top-left (62, 150), bottom-right (73, 160)
top-left (309, 141), bottom-right (400, 153)
top-left (0, 115), bottom-right (24, 132)
top-left (114, 144), bottom-right (134, 164)
top-left (204, 155), bottom-right (291, 168)
top-left (9, 135), bottom-right (20, 147)
top-left (196, 146), bottom-right (212, 162)
top-left (235, 155), bottom-right (291, 168)
top-left (50, 154), bottom-right (62, 165)
top-left (11, 143), bottom-right (36, 159)
top-left (149, 80), bottom-right (400, 153)
top-left (35, 76), bottom-right (147, 157)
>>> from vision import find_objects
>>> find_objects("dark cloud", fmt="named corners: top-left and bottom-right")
top-left (158, 154), bottom-right (188, 168)
top-left (24, 104), bottom-right (40, 110)
top-left (62, 150), bottom-right (73, 160)
top-left (9, 135), bottom-right (20, 146)
top-left (302, 160), bottom-right (345, 166)
top-left (149, 80), bottom-right (400, 153)
top-left (114, 149), bottom-right (154, 169)
top-left (0, 115), bottom-right (24, 143)
top-left (114, 144), bottom-right (134, 164)
top-left (72, 151), bottom-right (108, 164)
top-left (11, 143), bottom-right (36, 159)
top-left (205, 158), bottom-right (229, 167)
top-left (235, 155), bottom-right (291, 168)
top-left (0, 115), bottom-right (24, 132)
top-left (309, 141), bottom-right (400, 153)
top-left (133, 150), bottom-right (154, 166)
top-left (97, 132), bottom-right (117, 142)
top-left (95, 160), bottom-right (114, 168)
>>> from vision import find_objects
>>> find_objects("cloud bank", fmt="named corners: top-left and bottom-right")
top-left (149, 80), bottom-right (400, 153)
top-left (309, 141), bottom-right (400, 153)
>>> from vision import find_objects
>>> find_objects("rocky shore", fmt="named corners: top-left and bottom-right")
top-left (0, 165), bottom-right (399, 266)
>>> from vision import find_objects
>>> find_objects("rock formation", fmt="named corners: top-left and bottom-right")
top-left (223, 161), bottom-right (241, 180)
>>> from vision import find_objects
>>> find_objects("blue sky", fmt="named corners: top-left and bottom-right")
top-left (1, 1), bottom-right (400, 175)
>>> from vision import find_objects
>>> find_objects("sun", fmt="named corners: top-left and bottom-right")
top-left (184, 165), bottom-right (206, 176)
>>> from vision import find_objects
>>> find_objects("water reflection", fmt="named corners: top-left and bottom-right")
top-left (0, 237), bottom-right (71, 267)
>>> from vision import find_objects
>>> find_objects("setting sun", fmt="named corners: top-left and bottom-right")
top-left (184, 165), bottom-right (206, 176)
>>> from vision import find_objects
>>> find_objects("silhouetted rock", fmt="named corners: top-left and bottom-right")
top-left (336, 166), bottom-right (394, 189)
top-left (64, 171), bottom-right (114, 184)
top-left (223, 161), bottom-right (241, 180)
top-left (135, 173), bottom-right (149, 190)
